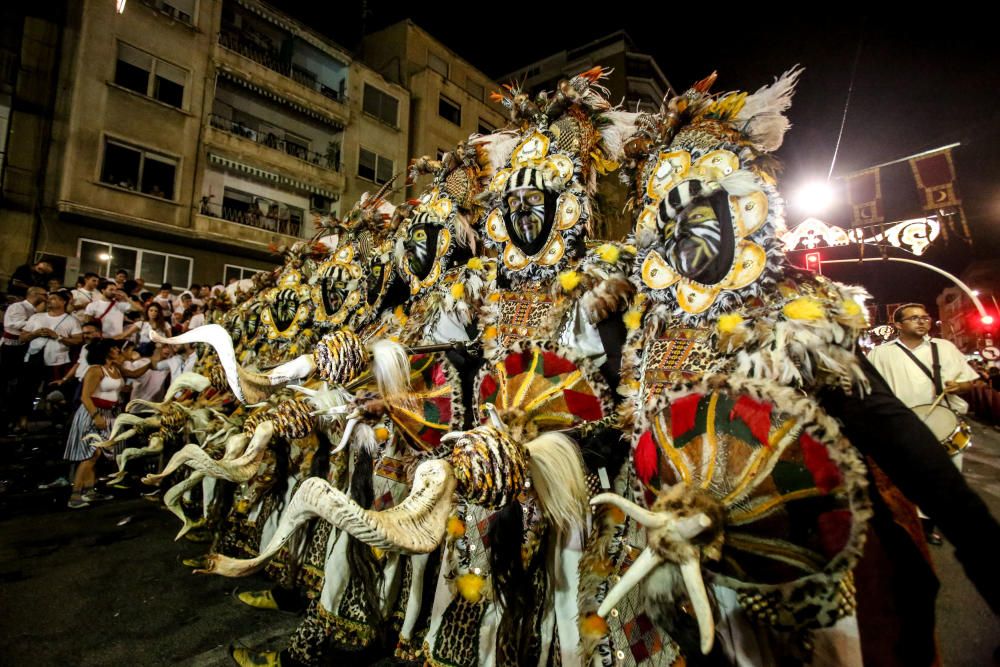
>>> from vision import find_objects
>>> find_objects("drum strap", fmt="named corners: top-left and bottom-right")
top-left (895, 341), bottom-right (953, 409)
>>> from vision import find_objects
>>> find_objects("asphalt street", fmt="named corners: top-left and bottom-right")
top-left (0, 421), bottom-right (998, 666)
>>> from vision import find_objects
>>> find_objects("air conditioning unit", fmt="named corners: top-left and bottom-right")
top-left (177, 11), bottom-right (192, 25)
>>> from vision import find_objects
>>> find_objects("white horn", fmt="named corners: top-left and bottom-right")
top-left (591, 492), bottom-right (670, 528)
top-left (330, 418), bottom-right (359, 455)
top-left (163, 473), bottom-right (206, 540)
top-left (153, 325), bottom-right (244, 402)
top-left (679, 556), bottom-right (715, 655)
top-left (597, 546), bottom-right (664, 617)
top-left (197, 459), bottom-right (456, 576)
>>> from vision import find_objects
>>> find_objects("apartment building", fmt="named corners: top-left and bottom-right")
top-left (360, 20), bottom-right (507, 194)
top-left (0, 0), bottom-right (409, 291)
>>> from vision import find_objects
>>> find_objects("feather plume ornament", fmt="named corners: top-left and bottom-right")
top-left (370, 338), bottom-right (412, 401)
top-left (523, 431), bottom-right (589, 536)
top-left (732, 67), bottom-right (803, 153)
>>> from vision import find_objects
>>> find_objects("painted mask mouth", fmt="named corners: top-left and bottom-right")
top-left (404, 221), bottom-right (441, 281)
top-left (504, 186), bottom-right (555, 256)
top-left (660, 187), bottom-right (735, 285)
top-left (367, 264), bottom-right (386, 307)
top-left (270, 289), bottom-right (299, 332)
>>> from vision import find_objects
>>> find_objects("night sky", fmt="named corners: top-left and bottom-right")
top-left (275, 2), bottom-right (1000, 315)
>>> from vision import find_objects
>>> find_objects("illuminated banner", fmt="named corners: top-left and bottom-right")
top-left (844, 167), bottom-right (884, 226)
top-left (910, 148), bottom-right (961, 211)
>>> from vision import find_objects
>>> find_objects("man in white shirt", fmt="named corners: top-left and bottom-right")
top-left (153, 283), bottom-right (177, 316)
top-left (2, 287), bottom-right (47, 431)
top-left (868, 302), bottom-right (981, 544)
top-left (17, 291), bottom-right (82, 430)
top-left (84, 280), bottom-right (131, 338)
top-left (70, 272), bottom-right (104, 320)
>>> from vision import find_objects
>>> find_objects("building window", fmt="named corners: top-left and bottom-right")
top-left (214, 188), bottom-right (305, 237)
top-left (439, 95), bottom-right (461, 126)
top-left (78, 238), bottom-right (192, 288)
top-left (362, 84), bottom-right (399, 127)
top-left (145, 0), bottom-right (197, 26)
top-left (224, 264), bottom-right (260, 284)
top-left (466, 78), bottom-right (484, 101)
top-left (478, 118), bottom-right (495, 135)
top-left (114, 42), bottom-right (187, 108)
top-left (428, 52), bottom-right (449, 78)
top-left (358, 147), bottom-right (393, 185)
top-left (100, 138), bottom-right (178, 199)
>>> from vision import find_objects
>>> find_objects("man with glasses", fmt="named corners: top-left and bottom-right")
top-left (869, 302), bottom-right (981, 544)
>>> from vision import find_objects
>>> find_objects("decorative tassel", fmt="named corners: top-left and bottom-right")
top-left (671, 393), bottom-right (702, 440)
top-left (634, 430), bottom-right (658, 485)
top-left (455, 572), bottom-right (485, 603)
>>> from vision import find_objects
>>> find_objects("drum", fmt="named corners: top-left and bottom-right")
top-left (911, 403), bottom-right (972, 456)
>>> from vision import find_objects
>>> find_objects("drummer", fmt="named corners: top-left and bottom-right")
top-left (868, 302), bottom-right (981, 544)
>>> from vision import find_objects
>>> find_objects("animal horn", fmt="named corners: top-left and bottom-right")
top-left (163, 472), bottom-right (207, 540)
top-left (152, 325), bottom-right (246, 402)
top-left (143, 422), bottom-right (273, 484)
top-left (597, 546), bottom-right (664, 617)
top-left (127, 372), bottom-right (211, 412)
top-left (591, 492), bottom-right (670, 528)
top-left (196, 459), bottom-right (456, 576)
top-left (679, 556), bottom-right (715, 654)
top-left (235, 355), bottom-right (318, 404)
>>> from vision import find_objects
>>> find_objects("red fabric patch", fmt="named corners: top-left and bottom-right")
top-left (479, 375), bottom-right (497, 400)
top-left (634, 431), bottom-right (658, 485)
top-left (431, 362), bottom-right (447, 386)
top-left (504, 351), bottom-right (525, 377)
top-left (730, 394), bottom-right (774, 446)
top-left (420, 427), bottom-right (441, 446)
top-left (800, 432), bottom-right (842, 493)
top-left (541, 351), bottom-right (578, 377)
top-left (671, 393), bottom-right (702, 440)
top-left (563, 389), bottom-right (603, 421)
top-left (817, 510), bottom-right (853, 557)
top-left (430, 396), bottom-right (452, 424)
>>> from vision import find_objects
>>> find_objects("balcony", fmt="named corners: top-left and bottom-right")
top-left (216, 31), bottom-right (349, 128)
top-left (209, 114), bottom-right (340, 171)
top-left (199, 200), bottom-right (303, 238)
top-left (204, 121), bottom-right (345, 196)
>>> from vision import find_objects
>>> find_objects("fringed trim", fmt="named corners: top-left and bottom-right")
top-left (552, 242), bottom-right (636, 325)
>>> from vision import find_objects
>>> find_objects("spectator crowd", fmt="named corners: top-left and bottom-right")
top-left (1, 260), bottom-right (231, 502)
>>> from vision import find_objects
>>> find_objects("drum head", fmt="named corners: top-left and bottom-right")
top-left (911, 404), bottom-right (958, 441)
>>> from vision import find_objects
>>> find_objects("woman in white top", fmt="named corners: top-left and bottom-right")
top-left (64, 339), bottom-right (148, 508)
top-left (131, 302), bottom-right (171, 356)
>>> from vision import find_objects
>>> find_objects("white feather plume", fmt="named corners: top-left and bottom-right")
top-left (371, 339), bottom-right (411, 399)
top-left (733, 67), bottom-right (803, 152)
top-left (524, 431), bottom-right (589, 535)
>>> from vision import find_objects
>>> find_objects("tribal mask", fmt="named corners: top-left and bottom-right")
top-left (631, 70), bottom-right (801, 321)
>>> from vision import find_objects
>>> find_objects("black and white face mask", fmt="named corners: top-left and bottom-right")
top-left (404, 220), bottom-right (442, 281)
top-left (321, 266), bottom-right (350, 317)
top-left (503, 169), bottom-right (556, 257)
top-left (659, 186), bottom-right (734, 285)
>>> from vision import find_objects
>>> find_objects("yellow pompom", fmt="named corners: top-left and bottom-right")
top-left (455, 573), bottom-right (485, 603)
top-left (580, 613), bottom-right (609, 638)
top-left (371, 546), bottom-right (385, 560)
top-left (451, 283), bottom-right (466, 300)
top-left (488, 292), bottom-right (501, 302)
top-left (288, 344), bottom-right (299, 355)
top-left (373, 426), bottom-right (390, 442)
top-left (596, 243), bottom-right (620, 264)
top-left (467, 257), bottom-right (484, 270)
top-left (842, 300), bottom-right (862, 317)
top-left (623, 309), bottom-right (642, 330)
top-left (446, 515), bottom-right (466, 538)
top-left (717, 313), bottom-right (744, 333)
top-left (783, 296), bottom-right (825, 321)
top-left (559, 270), bottom-right (581, 292)
top-left (483, 325), bottom-right (497, 340)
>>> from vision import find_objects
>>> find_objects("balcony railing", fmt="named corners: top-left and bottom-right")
top-left (208, 114), bottom-right (341, 171)
top-left (218, 29), bottom-right (347, 104)
top-left (200, 200), bottom-right (303, 238)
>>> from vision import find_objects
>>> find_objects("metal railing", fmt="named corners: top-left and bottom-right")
top-left (208, 114), bottom-right (341, 171)
top-left (218, 30), bottom-right (347, 104)
top-left (199, 200), bottom-right (303, 238)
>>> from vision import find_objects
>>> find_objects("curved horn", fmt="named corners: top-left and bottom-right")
top-left (330, 417), bottom-right (359, 455)
top-left (591, 492), bottom-right (670, 529)
top-left (597, 546), bottom-right (664, 617)
top-left (236, 355), bottom-right (318, 404)
top-left (679, 556), bottom-right (715, 655)
top-left (152, 325), bottom-right (245, 402)
top-left (163, 472), bottom-right (207, 540)
top-left (196, 459), bottom-right (456, 576)
top-left (127, 372), bottom-right (211, 412)
top-left (143, 422), bottom-right (272, 484)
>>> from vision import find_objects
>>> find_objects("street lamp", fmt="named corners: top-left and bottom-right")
top-left (793, 181), bottom-right (835, 216)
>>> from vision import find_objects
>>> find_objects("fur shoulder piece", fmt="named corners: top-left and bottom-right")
top-left (551, 242), bottom-right (636, 324)
top-left (717, 275), bottom-right (871, 393)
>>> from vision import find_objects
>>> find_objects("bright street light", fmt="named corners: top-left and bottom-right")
top-left (793, 181), bottom-right (835, 216)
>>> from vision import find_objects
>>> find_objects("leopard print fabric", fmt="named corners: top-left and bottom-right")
top-left (427, 596), bottom-right (487, 667)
